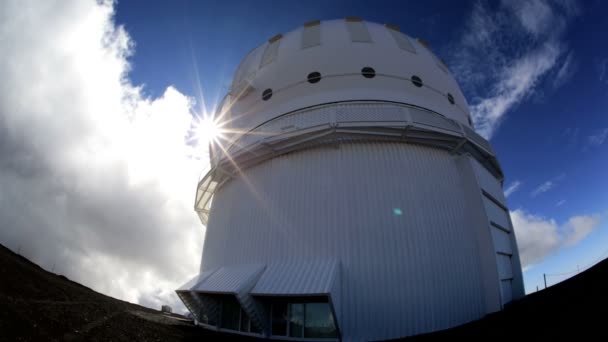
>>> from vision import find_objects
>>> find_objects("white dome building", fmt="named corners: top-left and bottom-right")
top-left (177, 19), bottom-right (524, 341)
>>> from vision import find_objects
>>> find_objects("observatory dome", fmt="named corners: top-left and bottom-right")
top-left (215, 19), bottom-right (472, 149)
top-left (178, 19), bottom-right (524, 341)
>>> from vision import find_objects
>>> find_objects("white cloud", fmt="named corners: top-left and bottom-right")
top-left (511, 210), bottom-right (601, 268)
top-left (553, 52), bottom-right (576, 89)
top-left (471, 43), bottom-right (561, 138)
top-left (0, 1), bottom-right (207, 312)
top-left (531, 180), bottom-right (555, 197)
top-left (531, 174), bottom-right (565, 197)
top-left (563, 215), bottom-right (601, 246)
top-left (508, 0), bottom-right (554, 37)
top-left (598, 58), bottom-right (608, 84)
top-left (450, 0), bottom-right (579, 139)
top-left (511, 210), bottom-right (561, 268)
top-left (504, 180), bottom-right (522, 197)
top-left (587, 128), bottom-right (608, 147)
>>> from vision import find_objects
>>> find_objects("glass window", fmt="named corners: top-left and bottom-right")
top-left (239, 308), bottom-right (250, 332)
top-left (250, 322), bottom-right (262, 334)
top-left (289, 303), bottom-right (304, 337)
top-left (220, 297), bottom-right (240, 331)
top-left (197, 295), bottom-right (218, 327)
top-left (200, 307), bottom-right (217, 326)
top-left (304, 303), bottom-right (338, 338)
top-left (271, 302), bottom-right (288, 336)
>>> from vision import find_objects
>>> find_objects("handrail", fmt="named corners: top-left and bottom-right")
top-left (195, 101), bottom-right (501, 226)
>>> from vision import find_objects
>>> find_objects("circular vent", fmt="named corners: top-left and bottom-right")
top-left (307, 72), bottom-right (322, 83)
top-left (361, 67), bottom-right (376, 78)
top-left (262, 88), bottom-right (273, 101)
top-left (447, 93), bottom-right (455, 104)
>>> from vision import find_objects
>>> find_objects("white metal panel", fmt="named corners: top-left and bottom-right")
top-left (462, 125), bottom-right (493, 152)
top-left (496, 254), bottom-right (513, 280)
top-left (482, 196), bottom-right (510, 230)
top-left (181, 18), bottom-right (526, 341)
top-left (471, 159), bottom-right (506, 206)
top-left (302, 23), bottom-right (321, 48)
top-left (335, 101), bottom-right (409, 122)
top-left (251, 259), bottom-right (338, 295)
top-left (436, 59), bottom-right (449, 74)
top-left (197, 264), bottom-right (265, 294)
top-left (231, 45), bottom-right (263, 95)
top-left (409, 107), bottom-right (461, 134)
top-left (177, 269), bottom-right (216, 291)
top-left (500, 279), bottom-right (513, 304)
top-left (202, 143), bottom-right (489, 340)
top-left (220, 20), bottom-right (471, 134)
top-left (387, 28), bottom-right (416, 53)
top-left (345, 21), bottom-right (372, 42)
top-left (260, 40), bottom-right (280, 68)
top-left (491, 227), bottom-right (513, 255)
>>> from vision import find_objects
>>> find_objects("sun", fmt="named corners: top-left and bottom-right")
top-left (193, 116), bottom-right (223, 146)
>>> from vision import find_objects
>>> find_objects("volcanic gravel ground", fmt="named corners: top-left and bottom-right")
top-left (398, 256), bottom-right (608, 340)
top-left (0, 244), bottom-right (256, 341)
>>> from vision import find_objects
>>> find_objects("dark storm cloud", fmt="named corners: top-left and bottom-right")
top-left (0, 0), bottom-right (204, 311)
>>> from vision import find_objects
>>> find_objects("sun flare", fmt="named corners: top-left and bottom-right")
top-left (193, 117), bottom-right (222, 145)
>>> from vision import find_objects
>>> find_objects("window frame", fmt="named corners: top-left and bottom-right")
top-left (269, 299), bottom-right (339, 340)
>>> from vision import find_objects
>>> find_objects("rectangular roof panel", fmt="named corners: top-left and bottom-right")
top-left (251, 259), bottom-right (339, 296)
top-left (196, 263), bottom-right (265, 294)
top-left (345, 21), bottom-right (372, 43)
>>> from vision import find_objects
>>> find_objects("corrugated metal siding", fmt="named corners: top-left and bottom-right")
top-left (469, 158), bottom-right (524, 307)
top-left (496, 254), bottom-right (513, 280)
top-left (482, 197), bottom-right (511, 229)
top-left (178, 274), bottom-right (202, 292)
top-left (202, 143), bottom-right (490, 340)
top-left (345, 21), bottom-right (372, 42)
top-left (198, 264), bottom-right (265, 294)
top-left (491, 227), bottom-right (513, 255)
top-left (500, 280), bottom-right (513, 303)
top-left (251, 259), bottom-right (338, 295)
top-left (471, 161), bottom-right (506, 206)
top-left (190, 264), bottom-right (267, 331)
top-left (335, 102), bottom-right (409, 122)
top-left (178, 269), bottom-right (217, 291)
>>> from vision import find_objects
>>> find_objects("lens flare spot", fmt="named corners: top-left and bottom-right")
top-left (193, 117), bottom-right (222, 145)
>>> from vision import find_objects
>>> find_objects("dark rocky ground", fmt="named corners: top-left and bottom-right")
top-left (398, 256), bottom-right (608, 340)
top-left (1, 241), bottom-right (607, 341)
top-left (0, 244), bottom-right (255, 341)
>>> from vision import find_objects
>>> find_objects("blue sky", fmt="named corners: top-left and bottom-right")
top-left (115, 0), bottom-right (608, 293)
top-left (1, 0), bottom-right (606, 311)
